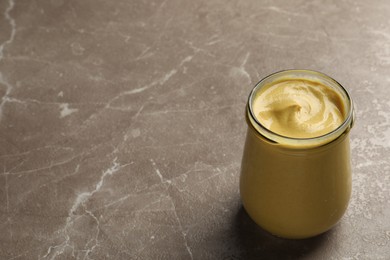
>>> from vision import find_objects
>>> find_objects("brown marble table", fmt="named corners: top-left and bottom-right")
top-left (1, 0), bottom-right (389, 259)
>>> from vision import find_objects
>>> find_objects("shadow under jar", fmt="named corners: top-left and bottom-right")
top-left (240, 70), bottom-right (354, 239)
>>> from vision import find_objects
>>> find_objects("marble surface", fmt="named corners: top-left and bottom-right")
top-left (1, 0), bottom-right (390, 259)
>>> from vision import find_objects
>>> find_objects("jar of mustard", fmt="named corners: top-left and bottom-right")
top-left (240, 70), bottom-right (354, 239)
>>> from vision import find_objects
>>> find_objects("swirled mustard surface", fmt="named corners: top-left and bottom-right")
top-left (253, 79), bottom-right (345, 138)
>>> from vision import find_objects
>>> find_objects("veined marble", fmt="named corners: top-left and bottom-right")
top-left (0, 0), bottom-right (390, 259)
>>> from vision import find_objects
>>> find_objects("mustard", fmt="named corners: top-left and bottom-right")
top-left (240, 70), bottom-right (354, 239)
top-left (252, 79), bottom-right (345, 138)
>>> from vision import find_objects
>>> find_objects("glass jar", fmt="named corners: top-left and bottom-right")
top-left (240, 70), bottom-right (354, 239)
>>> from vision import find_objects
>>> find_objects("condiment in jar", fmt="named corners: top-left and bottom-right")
top-left (240, 70), bottom-right (354, 239)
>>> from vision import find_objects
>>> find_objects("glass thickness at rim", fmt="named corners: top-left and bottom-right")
top-left (247, 69), bottom-right (354, 145)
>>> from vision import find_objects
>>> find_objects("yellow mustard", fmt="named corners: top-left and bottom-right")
top-left (240, 70), bottom-right (354, 239)
top-left (253, 79), bottom-right (345, 138)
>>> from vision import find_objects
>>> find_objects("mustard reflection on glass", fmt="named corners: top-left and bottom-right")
top-left (240, 70), bottom-right (354, 239)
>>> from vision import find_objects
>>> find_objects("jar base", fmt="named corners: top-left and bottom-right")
top-left (241, 203), bottom-right (339, 240)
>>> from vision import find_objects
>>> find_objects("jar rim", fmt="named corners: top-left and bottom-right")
top-left (247, 69), bottom-right (354, 147)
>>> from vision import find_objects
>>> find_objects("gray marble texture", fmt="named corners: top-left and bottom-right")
top-left (0, 0), bottom-right (389, 259)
